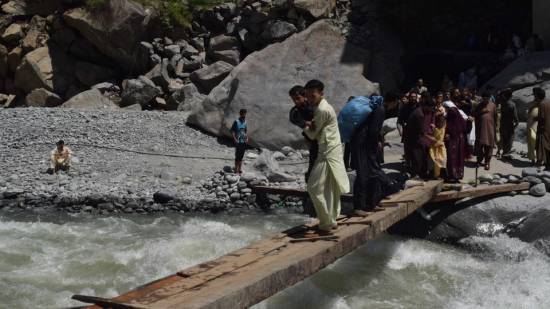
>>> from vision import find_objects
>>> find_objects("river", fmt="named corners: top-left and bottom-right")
top-left (1, 210), bottom-right (549, 309)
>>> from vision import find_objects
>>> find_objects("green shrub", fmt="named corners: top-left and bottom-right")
top-left (85, 0), bottom-right (229, 28)
top-left (85, 0), bottom-right (108, 8)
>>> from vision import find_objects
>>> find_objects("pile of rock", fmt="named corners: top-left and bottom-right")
top-left (478, 167), bottom-right (549, 197)
top-left (0, 0), bottom-right (340, 112)
top-left (196, 171), bottom-right (265, 211)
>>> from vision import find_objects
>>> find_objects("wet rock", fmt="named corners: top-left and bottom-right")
top-left (153, 191), bottom-right (175, 204)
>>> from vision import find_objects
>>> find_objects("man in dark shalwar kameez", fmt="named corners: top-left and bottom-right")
top-left (474, 92), bottom-right (498, 170)
top-left (405, 94), bottom-right (436, 179)
top-left (398, 91), bottom-right (419, 173)
top-left (351, 95), bottom-right (399, 213)
top-left (499, 89), bottom-right (519, 158)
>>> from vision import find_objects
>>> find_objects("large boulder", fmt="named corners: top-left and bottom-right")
top-left (261, 20), bottom-right (297, 42)
top-left (25, 88), bottom-right (62, 107)
top-left (61, 88), bottom-right (119, 110)
top-left (169, 83), bottom-right (205, 113)
top-left (190, 61), bottom-right (234, 93)
top-left (120, 76), bottom-right (162, 107)
top-left (484, 51), bottom-right (550, 90)
top-left (2, 23), bottom-right (25, 43)
top-left (14, 44), bottom-right (75, 95)
top-left (75, 61), bottom-right (116, 87)
top-left (511, 81), bottom-right (550, 121)
top-left (188, 20), bottom-right (379, 149)
top-left (0, 44), bottom-right (7, 78)
top-left (63, 0), bottom-right (155, 74)
top-left (21, 16), bottom-right (49, 53)
top-left (293, 0), bottom-right (335, 18)
top-left (1, 0), bottom-right (63, 16)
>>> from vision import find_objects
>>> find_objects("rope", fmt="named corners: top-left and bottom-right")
top-left (29, 142), bottom-right (310, 165)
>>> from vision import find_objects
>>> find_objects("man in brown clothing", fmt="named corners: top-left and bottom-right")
top-left (473, 92), bottom-right (497, 170)
top-left (536, 88), bottom-right (550, 169)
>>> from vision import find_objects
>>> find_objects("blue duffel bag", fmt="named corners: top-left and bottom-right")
top-left (338, 95), bottom-right (383, 143)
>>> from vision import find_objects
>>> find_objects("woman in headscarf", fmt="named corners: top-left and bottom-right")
top-left (443, 101), bottom-right (468, 182)
top-left (405, 92), bottom-right (435, 179)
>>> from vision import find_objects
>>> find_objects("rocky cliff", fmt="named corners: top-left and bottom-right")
top-left (0, 0), bottom-right (404, 148)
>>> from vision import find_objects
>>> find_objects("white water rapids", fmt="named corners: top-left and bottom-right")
top-left (1, 211), bottom-right (549, 309)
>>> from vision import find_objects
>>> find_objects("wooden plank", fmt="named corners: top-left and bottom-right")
top-left (77, 181), bottom-right (442, 309)
top-left (254, 182), bottom-right (528, 205)
top-left (430, 182), bottom-right (530, 203)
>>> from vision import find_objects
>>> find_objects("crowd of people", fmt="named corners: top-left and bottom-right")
top-left (283, 77), bottom-right (550, 235)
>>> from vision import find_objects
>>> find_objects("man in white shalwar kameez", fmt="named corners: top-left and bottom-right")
top-left (303, 80), bottom-right (350, 234)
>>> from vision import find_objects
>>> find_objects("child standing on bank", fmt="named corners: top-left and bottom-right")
top-left (231, 109), bottom-right (248, 174)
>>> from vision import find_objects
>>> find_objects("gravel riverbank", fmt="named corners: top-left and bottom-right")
top-left (0, 108), bottom-right (276, 214)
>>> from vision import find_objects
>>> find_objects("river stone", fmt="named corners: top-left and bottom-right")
top-left (530, 183), bottom-right (547, 197)
top-left (188, 20), bottom-right (379, 149)
top-left (281, 146), bottom-right (295, 156)
top-left (523, 176), bottom-right (543, 185)
top-left (225, 174), bottom-right (240, 184)
top-left (153, 191), bottom-right (175, 204)
top-left (508, 175), bottom-right (521, 183)
top-left (522, 168), bottom-right (540, 178)
top-left (479, 174), bottom-right (494, 182)
top-left (542, 177), bottom-right (550, 190)
top-left (230, 192), bottom-right (241, 200)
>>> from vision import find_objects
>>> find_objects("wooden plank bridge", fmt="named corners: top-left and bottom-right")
top-left (73, 181), bottom-right (529, 309)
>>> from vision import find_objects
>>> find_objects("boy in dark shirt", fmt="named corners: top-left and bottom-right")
top-left (231, 109), bottom-right (248, 174)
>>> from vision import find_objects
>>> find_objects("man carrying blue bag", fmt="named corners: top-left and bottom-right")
top-left (338, 94), bottom-right (399, 214)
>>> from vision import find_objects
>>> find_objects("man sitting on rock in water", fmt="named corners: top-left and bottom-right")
top-left (303, 80), bottom-right (350, 235)
top-left (48, 140), bottom-right (72, 174)
top-left (288, 85), bottom-right (317, 217)
top-left (231, 109), bottom-right (248, 174)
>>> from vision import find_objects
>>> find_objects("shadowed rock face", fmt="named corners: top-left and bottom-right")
top-left (400, 195), bottom-right (550, 250)
top-left (189, 20), bottom-right (379, 150)
top-left (63, 0), bottom-right (155, 74)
